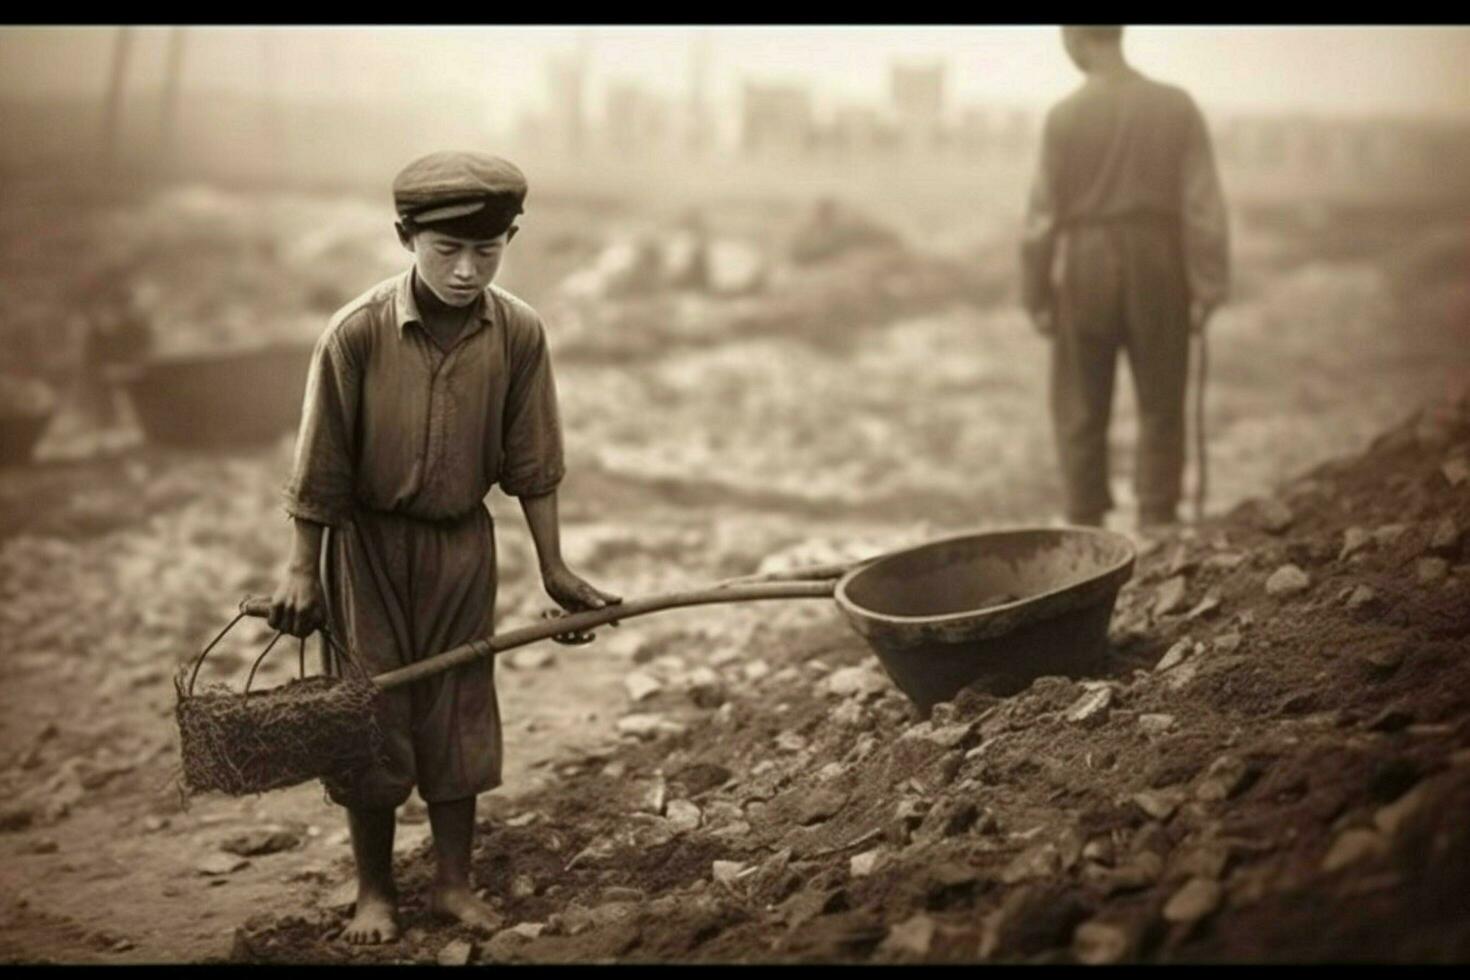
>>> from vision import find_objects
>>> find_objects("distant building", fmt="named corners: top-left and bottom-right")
top-left (740, 82), bottom-right (815, 156)
top-left (889, 62), bottom-right (947, 152)
top-left (604, 81), bottom-right (672, 155)
top-left (546, 53), bottom-right (588, 155)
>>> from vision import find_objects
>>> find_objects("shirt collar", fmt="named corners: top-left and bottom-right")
top-left (396, 269), bottom-right (495, 339)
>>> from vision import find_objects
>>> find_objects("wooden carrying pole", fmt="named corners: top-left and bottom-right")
top-left (241, 574), bottom-right (844, 693)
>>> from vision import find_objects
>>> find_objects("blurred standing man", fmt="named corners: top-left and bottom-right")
top-left (1022, 25), bottom-right (1229, 530)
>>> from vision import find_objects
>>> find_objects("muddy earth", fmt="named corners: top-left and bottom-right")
top-left (1, 180), bottom-right (1468, 963)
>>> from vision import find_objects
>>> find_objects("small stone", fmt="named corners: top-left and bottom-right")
top-left (1163, 878), bottom-right (1223, 923)
top-left (616, 713), bottom-right (684, 739)
top-left (109, 938), bottom-right (134, 953)
top-left (797, 787), bottom-right (848, 825)
top-left (1186, 595), bottom-right (1222, 620)
top-left (196, 854), bottom-right (250, 876)
top-left (1265, 564), bottom-right (1311, 597)
top-left (601, 887), bottom-right (644, 904)
top-left (1442, 457), bottom-right (1470, 487)
top-left (742, 660), bottom-right (771, 683)
top-left (1373, 524), bottom-right (1410, 548)
top-left (684, 667), bottom-right (726, 708)
top-left (1213, 631), bottom-right (1243, 653)
top-left (1072, 920), bottom-right (1131, 965)
top-left (831, 699), bottom-right (871, 730)
top-left (1001, 844), bottom-right (1062, 884)
top-left (1256, 499), bottom-right (1294, 534)
top-left (1346, 585), bottom-right (1378, 611)
top-left (1133, 788), bottom-right (1186, 821)
top-left (1086, 852), bottom-right (1164, 895)
top-left (508, 922), bottom-right (545, 940)
top-left (1322, 828), bottom-right (1388, 873)
top-left (1138, 713), bottom-right (1176, 735)
top-left (1065, 687), bottom-right (1113, 728)
top-left (511, 875), bottom-right (537, 899)
top-left (1081, 838), bottom-right (1115, 866)
top-left (623, 671), bottom-right (663, 703)
top-left (505, 811), bottom-right (540, 828)
top-left (142, 816), bottom-right (169, 833)
top-left (437, 939), bottom-right (475, 966)
top-left (1374, 781), bottom-right (1432, 837)
top-left (709, 820), bottom-right (751, 841)
top-left (221, 827), bottom-right (301, 857)
top-left (665, 800), bottom-right (702, 833)
top-left (1416, 557), bottom-right (1449, 584)
top-left (1203, 551), bottom-right (1247, 571)
top-left (816, 761), bottom-right (848, 783)
top-left (924, 723), bottom-right (975, 748)
top-left (1153, 576), bottom-right (1189, 617)
top-left (880, 913), bottom-right (937, 958)
top-left (1196, 755), bottom-right (1253, 801)
top-left (712, 860), bottom-right (746, 885)
top-left (1171, 843), bottom-right (1231, 881)
top-left (640, 776), bottom-right (667, 816)
top-left (776, 731), bottom-right (807, 754)
top-left (929, 702), bottom-right (961, 727)
top-left (1340, 527), bottom-right (1373, 560)
top-left (1428, 517), bottom-right (1461, 556)
top-left (850, 848), bottom-right (885, 878)
top-left (824, 665), bottom-right (888, 700)
top-left (1155, 639), bottom-right (1193, 672)
top-left (506, 647), bottom-right (555, 671)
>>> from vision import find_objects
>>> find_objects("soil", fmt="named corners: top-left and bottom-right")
top-left (1, 179), bottom-right (1469, 964)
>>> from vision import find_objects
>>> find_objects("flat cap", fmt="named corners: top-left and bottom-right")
top-left (392, 151), bottom-right (527, 230)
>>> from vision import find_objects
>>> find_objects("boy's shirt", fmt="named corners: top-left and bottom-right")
top-left (284, 269), bottom-right (565, 527)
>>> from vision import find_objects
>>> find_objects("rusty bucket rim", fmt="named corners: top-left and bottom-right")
top-left (832, 524), bottom-right (1138, 628)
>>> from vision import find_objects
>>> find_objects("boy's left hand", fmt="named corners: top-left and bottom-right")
top-left (542, 565), bottom-right (622, 645)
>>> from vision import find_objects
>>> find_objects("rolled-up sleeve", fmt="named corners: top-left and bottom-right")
top-left (1020, 107), bottom-right (1065, 316)
top-left (282, 328), bottom-right (360, 526)
top-left (498, 319), bottom-right (565, 498)
top-left (1181, 101), bottom-right (1231, 309)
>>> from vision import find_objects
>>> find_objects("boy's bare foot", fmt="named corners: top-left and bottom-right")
top-left (429, 885), bottom-right (501, 934)
top-left (342, 891), bottom-right (399, 945)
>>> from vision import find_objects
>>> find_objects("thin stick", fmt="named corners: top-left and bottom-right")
top-left (242, 579), bottom-right (836, 692)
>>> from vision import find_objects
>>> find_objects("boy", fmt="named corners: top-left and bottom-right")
top-left (268, 151), bottom-right (620, 944)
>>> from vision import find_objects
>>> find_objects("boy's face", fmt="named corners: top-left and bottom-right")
top-left (401, 225), bottom-right (517, 307)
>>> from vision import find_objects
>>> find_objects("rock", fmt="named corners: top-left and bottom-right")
top-left (1138, 713), bottom-right (1176, 736)
top-left (1196, 755), bottom-right (1254, 801)
top-left (623, 671), bottom-right (663, 703)
top-left (926, 799), bottom-right (982, 841)
top-left (880, 913), bottom-right (937, 958)
top-left (1442, 457), bottom-right (1470, 487)
top-left (616, 714), bottom-right (684, 739)
top-left (798, 787), bottom-right (849, 825)
top-left (566, 840), bottom-right (618, 869)
top-left (1346, 585), bottom-right (1378, 611)
top-left (684, 667), bottom-right (726, 708)
top-left (1322, 828), bottom-right (1388, 873)
top-left (776, 731), bottom-right (807, 754)
top-left (221, 827), bottom-right (301, 857)
top-left (1416, 557), bottom-right (1449, 584)
top-left (1133, 788), bottom-right (1186, 821)
top-left (437, 939), bottom-right (475, 966)
top-left (1256, 499), bottom-right (1294, 534)
top-left (1373, 524), bottom-right (1410, 548)
top-left (1171, 843), bottom-right (1231, 881)
top-left (980, 882), bottom-right (1090, 960)
top-left (1072, 920), bottom-right (1131, 965)
top-left (506, 648), bottom-right (555, 671)
top-left (1203, 552), bottom-right (1247, 571)
top-left (1265, 564), bottom-right (1311, 597)
top-left (1086, 852), bottom-right (1164, 895)
top-left (709, 820), bottom-right (751, 841)
top-left (1185, 595), bottom-right (1221, 620)
top-left (1153, 576), bottom-right (1189, 617)
top-left (511, 875), bottom-right (537, 899)
top-left (1166, 546), bottom-right (1197, 577)
top-left (1428, 517), bottom-right (1461, 557)
top-left (924, 723), bottom-right (975, 748)
top-left (742, 660), bottom-right (771, 683)
top-left (197, 854), bottom-right (250, 876)
top-left (1155, 639), bottom-right (1193, 672)
top-left (1163, 878), bottom-right (1223, 924)
top-left (712, 860), bottom-right (747, 885)
top-left (850, 848), bottom-right (885, 877)
top-left (824, 665), bottom-right (888, 700)
top-left (1340, 527), bottom-right (1373, 560)
top-left (1001, 844), bottom-right (1062, 884)
top-left (1206, 631), bottom-right (1241, 657)
top-left (1065, 687), bottom-right (1113, 728)
top-left (602, 886), bottom-right (644, 904)
top-left (640, 775), bottom-right (667, 815)
top-left (665, 800), bottom-right (702, 833)
top-left (505, 811), bottom-right (540, 828)
top-left (1374, 781), bottom-right (1433, 837)
top-left (508, 922), bottom-right (545, 940)
top-left (831, 700), bottom-right (871, 730)
top-left (1082, 838), bottom-right (1115, 866)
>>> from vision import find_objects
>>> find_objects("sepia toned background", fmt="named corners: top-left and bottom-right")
top-left (1, 25), bottom-right (1468, 965)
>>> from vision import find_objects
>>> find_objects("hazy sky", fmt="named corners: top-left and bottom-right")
top-left (3, 25), bottom-right (1468, 123)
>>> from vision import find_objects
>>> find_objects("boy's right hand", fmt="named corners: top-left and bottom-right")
top-left (268, 569), bottom-right (325, 638)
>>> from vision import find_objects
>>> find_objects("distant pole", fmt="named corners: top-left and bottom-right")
top-left (159, 27), bottom-right (187, 179)
top-left (100, 26), bottom-right (135, 172)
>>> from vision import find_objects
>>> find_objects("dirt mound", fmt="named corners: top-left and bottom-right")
top-left (233, 388), bottom-right (1470, 964)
